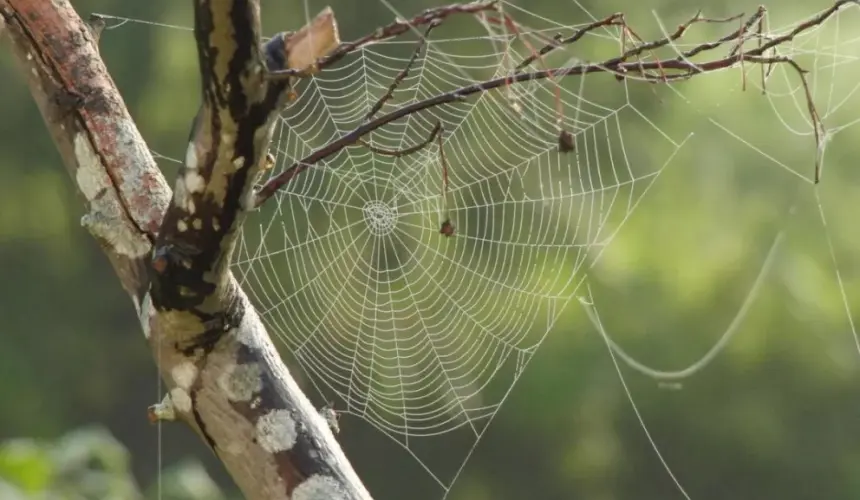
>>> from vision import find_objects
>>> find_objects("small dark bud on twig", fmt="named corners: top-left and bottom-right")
top-left (440, 219), bottom-right (455, 237)
top-left (558, 129), bottom-right (575, 153)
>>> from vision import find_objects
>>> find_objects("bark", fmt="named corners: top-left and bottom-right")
top-left (0, 0), bottom-right (371, 498)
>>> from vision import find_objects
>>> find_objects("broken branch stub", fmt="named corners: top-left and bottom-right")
top-left (149, 4), bottom-right (340, 344)
top-left (283, 7), bottom-right (341, 73)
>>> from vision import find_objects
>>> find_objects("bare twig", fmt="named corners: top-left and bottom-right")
top-left (487, 10), bottom-right (572, 143)
top-left (749, 55), bottom-right (823, 182)
top-left (758, 11), bottom-right (767, 94)
top-left (356, 121), bottom-right (442, 157)
top-left (364, 20), bottom-right (440, 121)
top-left (256, 54), bottom-right (821, 203)
top-left (739, 17), bottom-right (747, 90)
top-left (754, 0), bottom-right (858, 55)
top-left (682, 7), bottom-right (766, 59)
top-left (256, 0), bottom-right (850, 203)
top-left (728, 7), bottom-right (768, 57)
top-left (355, 23), bottom-right (444, 169)
top-left (437, 125), bottom-right (454, 236)
top-left (621, 10), bottom-right (742, 64)
top-left (268, 0), bottom-right (499, 80)
top-left (514, 14), bottom-right (624, 71)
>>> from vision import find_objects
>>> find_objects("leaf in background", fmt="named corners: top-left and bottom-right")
top-left (0, 438), bottom-right (53, 493)
top-left (146, 459), bottom-right (225, 500)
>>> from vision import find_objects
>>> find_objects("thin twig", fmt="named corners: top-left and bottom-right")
top-left (364, 20), bottom-right (440, 121)
top-left (267, 0), bottom-right (500, 80)
top-left (754, 55), bottom-right (822, 183)
top-left (619, 17), bottom-right (667, 81)
top-left (739, 17), bottom-right (747, 90)
top-left (728, 7), bottom-right (768, 57)
top-left (437, 125), bottom-right (454, 236)
top-left (356, 122), bottom-right (442, 157)
top-left (492, 11), bottom-right (568, 138)
top-left (623, 10), bottom-right (742, 62)
top-left (683, 7), bottom-right (766, 59)
top-left (753, 0), bottom-right (858, 55)
top-left (758, 12), bottom-right (767, 94)
top-left (514, 14), bottom-right (624, 71)
top-left (254, 0), bottom-right (852, 204)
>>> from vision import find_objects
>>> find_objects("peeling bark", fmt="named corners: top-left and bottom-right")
top-left (0, 0), bottom-right (370, 498)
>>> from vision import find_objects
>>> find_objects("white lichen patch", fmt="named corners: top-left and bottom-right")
top-left (74, 135), bottom-right (110, 201)
top-left (192, 218), bottom-right (203, 230)
top-left (217, 362), bottom-right (263, 402)
top-left (169, 387), bottom-right (192, 413)
top-left (177, 219), bottom-right (188, 232)
top-left (291, 475), bottom-right (347, 500)
top-left (138, 292), bottom-right (155, 339)
top-left (171, 361), bottom-right (198, 390)
top-left (74, 133), bottom-right (150, 259)
top-left (75, 146), bottom-right (111, 203)
top-left (255, 409), bottom-right (297, 453)
top-left (173, 177), bottom-right (190, 212)
top-left (232, 157), bottom-right (245, 170)
top-left (184, 142), bottom-right (198, 170)
top-left (110, 119), bottom-right (171, 221)
top-left (185, 170), bottom-right (206, 194)
top-left (232, 303), bottom-right (264, 348)
top-left (240, 184), bottom-right (259, 212)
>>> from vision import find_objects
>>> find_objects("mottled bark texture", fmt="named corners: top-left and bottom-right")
top-left (0, 0), bottom-right (371, 498)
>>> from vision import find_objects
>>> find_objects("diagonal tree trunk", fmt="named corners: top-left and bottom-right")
top-left (0, 1), bottom-right (372, 498)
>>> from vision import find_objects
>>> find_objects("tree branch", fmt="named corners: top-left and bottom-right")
top-left (268, 0), bottom-right (499, 79)
top-left (1, 1), bottom-right (371, 498)
top-left (0, 0), bottom-right (168, 302)
top-left (255, 0), bottom-right (853, 204)
top-left (254, 54), bottom-right (800, 205)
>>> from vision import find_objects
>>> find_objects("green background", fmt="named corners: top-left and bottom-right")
top-left (1, 0), bottom-right (859, 498)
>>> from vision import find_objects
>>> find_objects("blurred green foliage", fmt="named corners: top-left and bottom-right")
top-left (1, 0), bottom-right (859, 499)
top-left (0, 427), bottom-right (226, 500)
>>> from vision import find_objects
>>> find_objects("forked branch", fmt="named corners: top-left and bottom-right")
top-left (363, 19), bottom-right (440, 121)
top-left (255, 0), bottom-right (852, 206)
top-left (1, 1), bottom-right (370, 499)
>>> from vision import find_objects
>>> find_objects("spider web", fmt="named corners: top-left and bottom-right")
top-left (581, 0), bottom-right (860, 380)
top-left (567, 2), bottom-right (860, 498)
top-left (96, 0), bottom-right (860, 496)
top-left (229, 3), bottom-right (682, 487)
